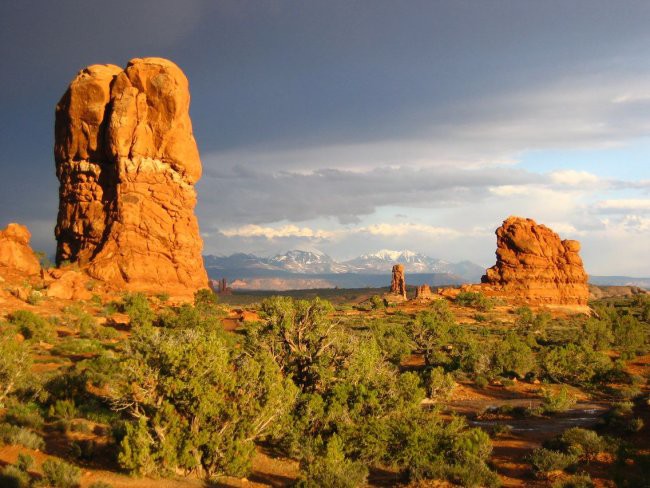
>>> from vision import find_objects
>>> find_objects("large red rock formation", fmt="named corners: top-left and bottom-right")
top-left (54, 58), bottom-right (208, 295)
top-left (390, 264), bottom-right (407, 299)
top-left (0, 223), bottom-right (41, 275)
top-left (481, 216), bottom-right (589, 305)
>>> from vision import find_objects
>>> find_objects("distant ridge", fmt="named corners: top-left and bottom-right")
top-left (589, 276), bottom-right (650, 289)
top-left (204, 249), bottom-right (485, 290)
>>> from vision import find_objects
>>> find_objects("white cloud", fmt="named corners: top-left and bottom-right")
top-left (549, 170), bottom-right (600, 186)
top-left (221, 224), bottom-right (335, 240)
top-left (594, 199), bottom-right (650, 212)
top-left (355, 223), bottom-right (459, 237)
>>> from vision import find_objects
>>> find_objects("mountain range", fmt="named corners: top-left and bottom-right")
top-left (203, 249), bottom-right (486, 290)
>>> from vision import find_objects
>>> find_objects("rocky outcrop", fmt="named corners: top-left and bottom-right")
top-left (0, 223), bottom-right (41, 275)
top-left (54, 58), bottom-right (208, 295)
top-left (390, 264), bottom-right (407, 299)
top-left (414, 284), bottom-right (434, 300)
top-left (481, 216), bottom-right (589, 305)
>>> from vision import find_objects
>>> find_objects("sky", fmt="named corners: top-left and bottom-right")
top-left (1, 0), bottom-right (649, 275)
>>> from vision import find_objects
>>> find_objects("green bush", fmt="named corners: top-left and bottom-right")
top-left (552, 473), bottom-right (594, 488)
top-left (558, 428), bottom-right (605, 460)
top-left (369, 294), bottom-right (386, 310)
top-left (48, 399), bottom-right (77, 420)
top-left (492, 333), bottom-right (535, 378)
top-left (297, 435), bottom-right (368, 488)
top-left (456, 291), bottom-right (495, 311)
top-left (528, 448), bottom-right (577, 475)
top-left (612, 315), bottom-right (646, 358)
top-left (541, 344), bottom-right (612, 386)
top-left (4, 402), bottom-right (44, 429)
top-left (423, 367), bottom-right (455, 400)
top-left (41, 459), bottom-right (81, 488)
top-left (110, 326), bottom-right (297, 478)
top-left (0, 424), bottom-right (45, 450)
top-left (0, 331), bottom-right (32, 405)
top-left (120, 293), bottom-right (154, 328)
top-left (16, 453), bottom-right (34, 472)
top-left (0, 465), bottom-right (30, 488)
top-left (9, 310), bottom-right (54, 342)
top-left (368, 319), bottom-right (411, 364)
top-left (540, 385), bottom-right (577, 414)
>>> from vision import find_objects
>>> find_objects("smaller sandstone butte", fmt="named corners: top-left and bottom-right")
top-left (54, 57), bottom-right (208, 295)
top-left (0, 223), bottom-right (41, 275)
top-left (481, 216), bottom-right (589, 305)
top-left (390, 264), bottom-right (407, 299)
top-left (415, 284), bottom-right (434, 300)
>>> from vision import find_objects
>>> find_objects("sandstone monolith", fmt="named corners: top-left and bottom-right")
top-left (54, 58), bottom-right (208, 295)
top-left (481, 216), bottom-right (589, 305)
top-left (390, 264), bottom-right (407, 299)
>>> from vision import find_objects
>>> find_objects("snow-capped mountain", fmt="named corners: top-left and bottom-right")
top-left (267, 250), bottom-right (348, 274)
top-left (344, 249), bottom-right (454, 274)
top-left (204, 249), bottom-right (485, 281)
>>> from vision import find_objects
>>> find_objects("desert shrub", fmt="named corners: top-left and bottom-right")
top-left (48, 399), bottom-right (77, 420)
top-left (120, 293), bottom-right (154, 328)
top-left (552, 473), bottom-right (594, 488)
top-left (100, 301), bottom-right (118, 317)
top-left (456, 291), bottom-right (495, 311)
top-left (246, 296), bottom-right (343, 391)
top-left (540, 385), bottom-right (577, 414)
top-left (492, 333), bottom-right (535, 378)
top-left (16, 453), bottom-right (34, 472)
top-left (449, 458), bottom-right (502, 488)
top-left (0, 465), bottom-right (30, 488)
top-left (528, 448), bottom-right (577, 475)
top-left (41, 458), bottom-right (81, 488)
top-left (369, 294), bottom-right (386, 310)
top-left (453, 336), bottom-right (493, 376)
top-left (109, 325), bottom-right (297, 478)
top-left (579, 318), bottom-right (613, 351)
top-left (51, 338), bottom-right (104, 356)
top-left (406, 304), bottom-right (457, 366)
top-left (4, 402), bottom-right (44, 428)
top-left (557, 428), bottom-right (605, 461)
top-left (0, 330), bottom-right (32, 405)
top-left (296, 435), bottom-right (368, 488)
top-left (0, 424), bottom-right (45, 450)
top-left (194, 288), bottom-right (221, 315)
top-left (541, 344), bottom-right (612, 385)
top-left (423, 367), bottom-right (456, 400)
top-left (27, 290), bottom-right (43, 305)
top-left (474, 375), bottom-right (489, 389)
top-left (8, 310), bottom-right (54, 342)
top-left (612, 315), bottom-right (646, 358)
top-left (249, 297), bottom-right (498, 485)
top-left (368, 319), bottom-right (411, 364)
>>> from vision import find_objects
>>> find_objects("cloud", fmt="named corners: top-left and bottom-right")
top-left (593, 198), bottom-right (650, 213)
top-left (197, 165), bottom-right (543, 226)
top-left (357, 223), bottom-right (459, 237)
top-left (549, 170), bottom-right (600, 186)
top-left (220, 224), bottom-right (335, 240)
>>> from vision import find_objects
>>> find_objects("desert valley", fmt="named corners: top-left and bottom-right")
top-left (0, 54), bottom-right (648, 488)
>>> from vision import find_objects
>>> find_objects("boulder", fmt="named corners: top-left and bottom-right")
top-left (0, 223), bottom-right (41, 275)
top-left (54, 58), bottom-right (208, 295)
top-left (414, 284), bottom-right (434, 300)
top-left (481, 216), bottom-right (589, 305)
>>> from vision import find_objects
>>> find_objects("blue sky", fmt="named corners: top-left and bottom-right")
top-left (1, 1), bottom-right (649, 275)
